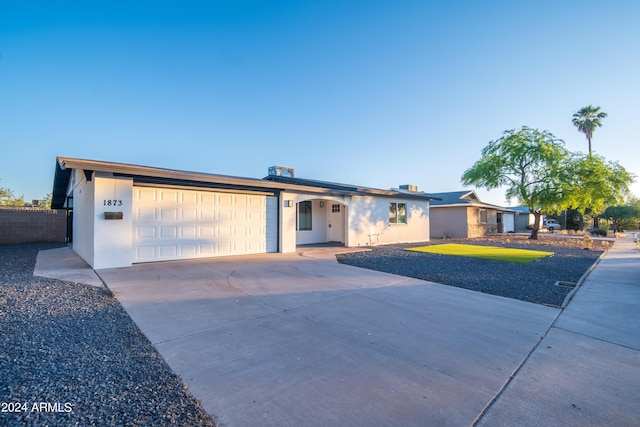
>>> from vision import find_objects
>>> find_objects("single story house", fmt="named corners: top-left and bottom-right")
top-left (425, 190), bottom-right (516, 239)
top-left (51, 157), bottom-right (434, 269)
top-left (509, 206), bottom-right (536, 231)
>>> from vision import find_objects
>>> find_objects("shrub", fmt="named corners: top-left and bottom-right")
top-left (588, 228), bottom-right (607, 237)
top-left (620, 218), bottom-right (640, 230)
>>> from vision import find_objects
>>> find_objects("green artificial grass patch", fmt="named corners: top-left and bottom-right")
top-left (405, 243), bottom-right (553, 264)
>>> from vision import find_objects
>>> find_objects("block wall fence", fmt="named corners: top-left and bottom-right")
top-left (0, 209), bottom-right (68, 244)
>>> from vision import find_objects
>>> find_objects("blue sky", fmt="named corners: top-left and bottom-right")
top-left (1, 1), bottom-right (638, 205)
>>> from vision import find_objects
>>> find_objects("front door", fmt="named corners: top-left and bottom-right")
top-left (328, 203), bottom-right (344, 243)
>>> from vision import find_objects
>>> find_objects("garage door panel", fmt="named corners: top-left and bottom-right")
top-left (136, 246), bottom-right (155, 259)
top-left (160, 208), bottom-right (178, 220)
top-left (159, 246), bottom-right (177, 257)
top-left (137, 188), bottom-right (157, 203)
top-left (137, 227), bottom-right (156, 239)
top-left (160, 227), bottom-right (178, 238)
top-left (181, 245), bottom-right (197, 256)
top-left (218, 242), bottom-right (232, 254)
top-left (217, 226), bottom-right (232, 237)
top-left (200, 193), bottom-right (215, 204)
top-left (248, 226), bottom-right (263, 236)
top-left (137, 207), bottom-right (156, 219)
top-left (133, 188), bottom-right (277, 263)
top-left (181, 192), bottom-right (198, 204)
top-left (160, 190), bottom-right (178, 203)
top-left (201, 227), bottom-right (214, 237)
top-left (200, 244), bottom-right (215, 255)
top-left (181, 227), bottom-right (198, 238)
top-left (181, 209), bottom-right (198, 220)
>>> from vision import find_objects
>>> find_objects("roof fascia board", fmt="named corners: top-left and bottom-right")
top-left (265, 174), bottom-right (434, 200)
top-left (57, 157), bottom-right (434, 200)
top-left (58, 157), bottom-right (339, 195)
top-left (431, 202), bottom-right (516, 212)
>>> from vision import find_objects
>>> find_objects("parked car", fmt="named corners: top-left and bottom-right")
top-left (543, 219), bottom-right (562, 231)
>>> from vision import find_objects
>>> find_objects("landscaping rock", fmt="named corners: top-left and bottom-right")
top-left (0, 244), bottom-right (216, 427)
top-left (337, 235), bottom-right (609, 307)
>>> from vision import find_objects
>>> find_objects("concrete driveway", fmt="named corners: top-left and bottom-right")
top-left (98, 249), bottom-right (559, 426)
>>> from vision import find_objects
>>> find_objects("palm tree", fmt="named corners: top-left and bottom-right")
top-left (572, 105), bottom-right (607, 156)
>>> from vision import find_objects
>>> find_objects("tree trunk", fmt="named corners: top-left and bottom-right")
top-left (593, 216), bottom-right (599, 229)
top-left (529, 211), bottom-right (541, 240)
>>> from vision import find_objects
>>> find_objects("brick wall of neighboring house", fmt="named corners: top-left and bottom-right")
top-left (0, 209), bottom-right (67, 244)
top-left (468, 222), bottom-right (499, 237)
top-left (468, 207), bottom-right (499, 237)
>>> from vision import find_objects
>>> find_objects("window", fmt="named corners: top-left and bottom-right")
top-left (332, 204), bottom-right (340, 213)
top-left (297, 201), bottom-right (312, 231)
top-left (389, 202), bottom-right (407, 224)
top-left (479, 209), bottom-right (488, 224)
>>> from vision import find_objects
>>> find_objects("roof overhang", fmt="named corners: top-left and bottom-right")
top-left (430, 202), bottom-right (517, 213)
top-left (51, 160), bottom-right (72, 209)
top-left (51, 157), bottom-right (434, 208)
top-left (264, 175), bottom-right (436, 201)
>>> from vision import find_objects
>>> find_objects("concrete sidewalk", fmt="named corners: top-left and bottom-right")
top-left (34, 245), bottom-right (104, 287)
top-left (477, 233), bottom-right (640, 426)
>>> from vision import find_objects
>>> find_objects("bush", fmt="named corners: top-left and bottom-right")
top-left (588, 228), bottom-right (607, 237)
top-left (620, 218), bottom-right (640, 230)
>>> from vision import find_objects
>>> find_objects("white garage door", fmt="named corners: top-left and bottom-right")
top-left (132, 187), bottom-right (278, 263)
top-left (503, 213), bottom-right (515, 233)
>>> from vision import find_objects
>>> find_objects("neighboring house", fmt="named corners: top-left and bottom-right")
top-left (51, 157), bottom-right (435, 269)
top-left (509, 206), bottom-right (537, 231)
top-left (425, 190), bottom-right (516, 239)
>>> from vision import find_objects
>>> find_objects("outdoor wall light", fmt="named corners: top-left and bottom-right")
top-left (284, 200), bottom-right (293, 207)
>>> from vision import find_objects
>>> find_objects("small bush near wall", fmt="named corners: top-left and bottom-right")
top-left (0, 209), bottom-right (67, 244)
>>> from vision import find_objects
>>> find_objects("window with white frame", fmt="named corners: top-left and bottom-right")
top-left (389, 202), bottom-right (407, 224)
top-left (297, 201), bottom-right (312, 230)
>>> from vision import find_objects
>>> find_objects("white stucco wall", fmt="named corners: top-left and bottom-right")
top-left (295, 199), bottom-right (329, 245)
top-left (71, 169), bottom-right (95, 267)
top-left (73, 179), bottom-right (431, 265)
top-left (69, 171), bottom-right (134, 269)
top-left (279, 193), bottom-right (351, 249)
top-left (347, 196), bottom-right (430, 247)
top-left (279, 192), bottom-right (297, 253)
top-left (279, 194), bottom-right (430, 248)
top-left (92, 174), bottom-right (133, 269)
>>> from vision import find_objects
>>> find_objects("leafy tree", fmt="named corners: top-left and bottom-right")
top-left (37, 193), bottom-right (52, 209)
top-left (572, 105), bottom-right (607, 156)
top-left (0, 181), bottom-right (25, 207)
top-left (563, 207), bottom-right (584, 231)
top-left (565, 153), bottom-right (635, 228)
top-left (603, 197), bottom-right (640, 231)
top-left (461, 126), bottom-right (572, 239)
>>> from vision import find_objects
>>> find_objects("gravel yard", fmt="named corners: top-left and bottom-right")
top-left (0, 244), bottom-right (215, 427)
top-left (337, 235), bottom-right (611, 307)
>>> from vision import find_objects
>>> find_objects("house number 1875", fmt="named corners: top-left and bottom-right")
top-left (103, 200), bottom-right (123, 206)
